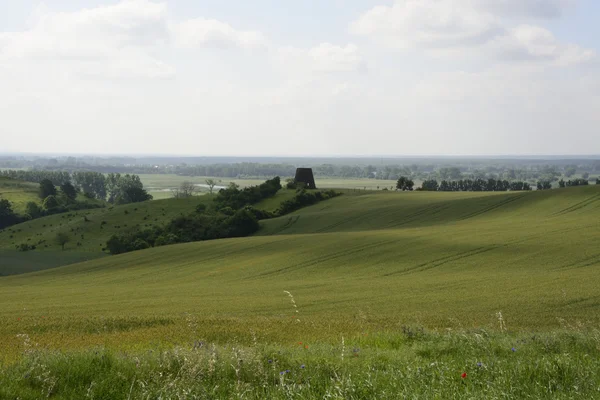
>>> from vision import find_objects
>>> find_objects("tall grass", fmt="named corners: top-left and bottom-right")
top-left (1, 329), bottom-right (599, 399)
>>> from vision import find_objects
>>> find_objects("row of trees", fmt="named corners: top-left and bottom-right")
top-left (0, 170), bottom-right (151, 204)
top-left (558, 178), bottom-right (589, 187)
top-left (417, 178), bottom-right (532, 192)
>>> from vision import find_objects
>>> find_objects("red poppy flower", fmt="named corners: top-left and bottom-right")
top-left (461, 372), bottom-right (467, 379)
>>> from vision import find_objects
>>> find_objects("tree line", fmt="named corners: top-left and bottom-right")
top-left (416, 178), bottom-right (532, 192)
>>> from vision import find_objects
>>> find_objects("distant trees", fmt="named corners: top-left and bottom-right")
top-left (438, 167), bottom-right (462, 181)
top-left (60, 182), bottom-right (78, 201)
top-left (417, 179), bottom-right (531, 192)
top-left (420, 179), bottom-right (439, 191)
top-left (564, 165), bottom-right (577, 178)
top-left (39, 179), bottom-right (57, 199)
top-left (55, 232), bottom-right (70, 251)
top-left (597, 178), bottom-right (600, 185)
top-left (106, 173), bottom-right (152, 204)
top-left (537, 181), bottom-right (552, 190)
top-left (396, 176), bottom-right (415, 191)
top-left (72, 172), bottom-right (106, 200)
top-left (560, 178), bottom-right (589, 188)
top-left (205, 179), bottom-right (217, 194)
top-left (171, 181), bottom-right (197, 198)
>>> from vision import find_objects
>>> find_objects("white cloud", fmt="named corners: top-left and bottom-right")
top-left (351, 0), bottom-right (593, 67)
top-left (170, 18), bottom-right (266, 50)
top-left (490, 25), bottom-right (595, 66)
top-left (276, 43), bottom-right (365, 74)
top-left (350, 0), bottom-right (501, 49)
top-left (0, 0), bottom-right (172, 79)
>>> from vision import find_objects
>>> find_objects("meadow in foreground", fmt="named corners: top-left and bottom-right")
top-left (1, 327), bottom-right (599, 399)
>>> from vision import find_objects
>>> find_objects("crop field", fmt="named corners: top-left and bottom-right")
top-left (1, 186), bottom-right (600, 398)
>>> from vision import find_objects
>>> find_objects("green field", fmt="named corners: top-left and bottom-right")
top-left (1, 186), bottom-right (600, 397)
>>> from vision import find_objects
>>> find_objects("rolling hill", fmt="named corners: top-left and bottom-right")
top-left (0, 176), bottom-right (39, 213)
top-left (1, 185), bottom-right (599, 359)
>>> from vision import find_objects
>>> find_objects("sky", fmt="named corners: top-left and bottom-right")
top-left (0, 0), bottom-right (599, 156)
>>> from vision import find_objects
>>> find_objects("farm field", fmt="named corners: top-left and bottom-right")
top-left (1, 186), bottom-right (600, 397)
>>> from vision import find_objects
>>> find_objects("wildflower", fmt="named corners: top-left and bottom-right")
top-left (461, 372), bottom-right (467, 379)
top-left (286, 369), bottom-right (290, 373)
top-left (477, 362), bottom-right (483, 367)
top-left (304, 345), bottom-right (309, 349)
top-left (511, 347), bottom-right (517, 352)
top-left (300, 365), bottom-right (305, 369)
top-left (280, 371), bottom-right (285, 375)
top-left (268, 359), bottom-right (272, 364)
top-left (298, 342), bottom-right (302, 345)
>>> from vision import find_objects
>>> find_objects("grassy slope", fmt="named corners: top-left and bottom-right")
top-left (0, 190), bottom-right (293, 275)
top-left (1, 186), bottom-right (599, 359)
top-left (0, 196), bottom-right (209, 276)
top-left (0, 177), bottom-right (39, 213)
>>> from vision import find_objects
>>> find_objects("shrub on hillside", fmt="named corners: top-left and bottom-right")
top-left (277, 189), bottom-right (341, 215)
top-left (215, 177), bottom-right (281, 210)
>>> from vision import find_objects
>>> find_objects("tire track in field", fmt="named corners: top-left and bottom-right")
top-left (556, 254), bottom-right (600, 270)
top-left (251, 238), bottom-right (400, 278)
top-left (551, 193), bottom-right (600, 216)
top-left (457, 193), bottom-right (528, 221)
top-left (385, 204), bottom-right (450, 228)
top-left (312, 207), bottom-right (386, 233)
top-left (170, 236), bottom-right (294, 269)
top-left (383, 246), bottom-right (497, 277)
top-left (267, 216), bottom-right (300, 235)
top-left (503, 223), bottom-right (598, 246)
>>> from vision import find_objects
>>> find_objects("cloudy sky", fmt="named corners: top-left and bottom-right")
top-left (1, 0), bottom-right (599, 156)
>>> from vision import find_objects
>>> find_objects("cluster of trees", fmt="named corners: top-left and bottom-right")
top-left (26, 179), bottom-right (104, 219)
top-left (106, 178), bottom-right (284, 255)
top-left (418, 178), bottom-right (532, 192)
top-left (558, 178), bottom-right (589, 188)
top-left (106, 177), bottom-right (341, 255)
top-left (0, 170), bottom-right (151, 204)
top-left (536, 181), bottom-right (552, 190)
top-left (106, 207), bottom-right (260, 255)
top-left (214, 177), bottom-right (282, 210)
top-left (396, 177), bottom-right (415, 191)
top-left (277, 189), bottom-right (341, 215)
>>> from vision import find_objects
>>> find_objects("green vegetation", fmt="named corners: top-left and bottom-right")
top-left (1, 185), bottom-right (600, 397)
top-left (0, 196), bottom-right (204, 275)
top-left (2, 330), bottom-right (599, 399)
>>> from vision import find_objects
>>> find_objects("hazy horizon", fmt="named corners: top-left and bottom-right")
top-left (1, 1), bottom-right (599, 156)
